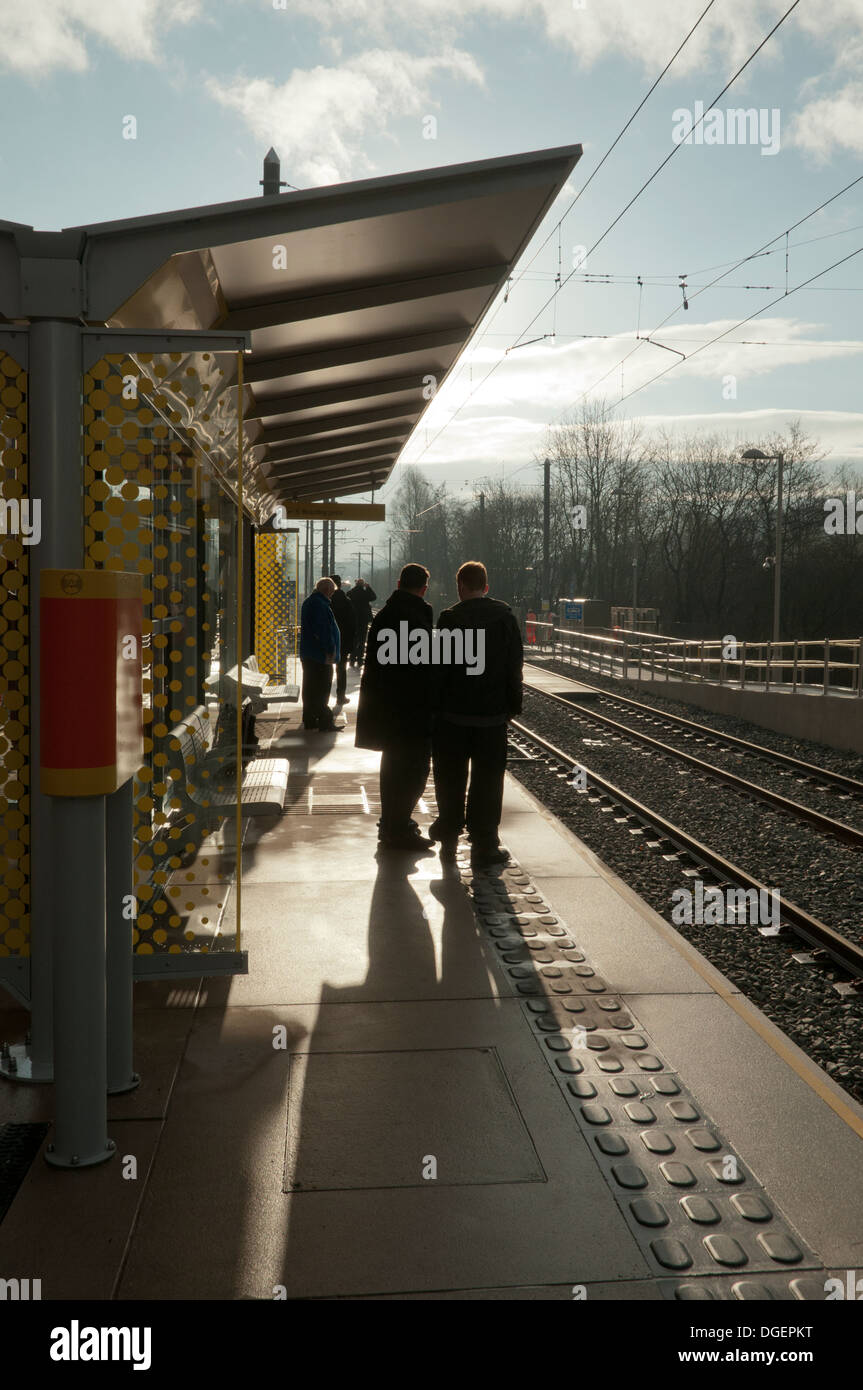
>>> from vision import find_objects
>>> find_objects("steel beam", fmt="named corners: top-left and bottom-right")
top-left (222, 264), bottom-right (507, 331)
top-left (263, 427), bottom-right (407, 465)
top-left (259, 404), bottom-right (420, 445)
top-left (247, 372), bottom-right (428, 420)
top-left (244, 327), bottom-right (464, 386)
top-left (268, 447), bottom-right (397, 478)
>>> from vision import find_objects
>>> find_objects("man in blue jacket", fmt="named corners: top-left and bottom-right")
top-left (299, 577), bottom-right (344, 732)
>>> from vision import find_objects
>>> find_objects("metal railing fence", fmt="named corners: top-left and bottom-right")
top-left (531, 623), bottom-right (863, 697)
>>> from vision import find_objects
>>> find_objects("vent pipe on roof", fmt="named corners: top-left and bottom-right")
top-left (260, 147), bottom-right (287, 196)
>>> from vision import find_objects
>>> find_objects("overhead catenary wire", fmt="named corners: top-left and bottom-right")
top-left (404, 0), bottom-right (720, 455)
top-left (610, 239), bottom-right (863, 412)
top-left (406, 0), bottom-right (806, 469)
top-left (551, 168), bottom-right (863, 425)
top-left (512, 0), bottom-right (804, 351)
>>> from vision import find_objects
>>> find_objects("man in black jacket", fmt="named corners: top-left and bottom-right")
top-left (429, 560), bottom-right (523, 869)
top-left (329, 575), bottom-right (356, 706)
top-left (347, 578), bottom-right (376, 666)
top-left (355, 563), bottom-right (434, 852)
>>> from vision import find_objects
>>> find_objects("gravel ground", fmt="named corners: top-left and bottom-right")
top-left (568, 692), bottom-right (863, 834)
top-left (508, 699), bottom-right (863, 1108)
top-left (520, 687), bottom-right (863, 946)
top-left (530, 654), bottom-right (863, 780)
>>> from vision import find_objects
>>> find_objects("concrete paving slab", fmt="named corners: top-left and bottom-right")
top-left (529, 876), bottom-right (719, 997)
top-left (0, 1010), bottom-right (192, 1125)
top-left (0, 1120), bottom-right (161, 1300)
top-left (285, 1046), bottom-right (545, 1190)
top-left (497, 812), bottom-right (599, 878)
top-left (522, 663), bottom-right (600, 699)
top-left (499, 775), bottom-right (721, 996)
top-left (227, 875), bottom-right (503, 1005)
top-left (116, 1001), bottom-right (648, 1299)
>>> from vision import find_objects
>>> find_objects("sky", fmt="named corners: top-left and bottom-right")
top-left (2, 0), bottom-right (863, 538)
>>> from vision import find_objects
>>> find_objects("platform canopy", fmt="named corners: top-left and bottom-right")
top-left (0, 144), bottom-right (581, 510)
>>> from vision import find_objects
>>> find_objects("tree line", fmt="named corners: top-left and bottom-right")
top-left (385, 403), bottom-right (863, 640)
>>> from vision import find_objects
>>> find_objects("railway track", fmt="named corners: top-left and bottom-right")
top-left (526, 660), bottom-right (863, 800)
top-left (508, 716), bottom-right (863, 991)
top-left (523, 677), bottom-right (863, 851)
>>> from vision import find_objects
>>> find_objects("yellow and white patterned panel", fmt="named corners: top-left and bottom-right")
top-left (83, 352), bottom-right (241, 956)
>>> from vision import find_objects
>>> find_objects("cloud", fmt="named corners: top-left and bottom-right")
top-left (401, 317), bottom-right (863, 467)
top-left (206, 48), bottom-right (484, 185)
top-left (0, 0), bottom-right (200, 74)
top-left (281, 0), bottom-right (862, 76)
top-left (788, 83), bottom-right (863, 159)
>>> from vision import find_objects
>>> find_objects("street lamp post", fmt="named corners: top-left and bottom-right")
top-left (632, 555), bottom-right (638, 628)
top-left (742, 448), bottom-right (785, 643)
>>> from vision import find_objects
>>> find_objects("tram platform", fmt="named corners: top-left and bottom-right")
top-left (1, 672), bottom-right (862, 1301)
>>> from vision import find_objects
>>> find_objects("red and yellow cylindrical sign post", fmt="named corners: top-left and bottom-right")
top-left (39, 567), bottom-right (144, 1168)
top-left (40, 570), bottom-right (143, 796)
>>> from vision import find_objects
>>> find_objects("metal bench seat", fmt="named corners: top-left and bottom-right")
top-left (204, 658), bottom-right (299, 707)
top-left (171, 707), bottom-right (289, 818)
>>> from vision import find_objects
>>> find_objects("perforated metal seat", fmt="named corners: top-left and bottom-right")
top-left (171, 707), bottom-right (289, 817)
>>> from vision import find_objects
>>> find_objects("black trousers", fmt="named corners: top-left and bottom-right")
top-left (353, 622), bottom-right (370, 665)
top-left (432, 718), bottom-right (508, 847)
top-left (379, 736), bottom-right (431, 835)
top-left (335, 656), bottom-right (349, 702)
top-left (301, 659), bottom-right (334, 728)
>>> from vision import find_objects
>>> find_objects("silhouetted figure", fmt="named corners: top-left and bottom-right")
top-left (329, 574), bottom-right (356, 706)
top-left (355, 563), bottom-right (433, 852)
top-left (429, 561), bottom-right (523, 869)
top-left (347, 578), bottom-right (376, 666)
top-left (299, 577), bottom-right (343, 732)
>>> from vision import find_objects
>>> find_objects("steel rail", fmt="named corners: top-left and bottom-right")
top-left (525, 659), bottom-right (863, 796)
top-left (525, 682), bottom-right (863, 849)
top-left (509, 717), bottom-right (863, 980)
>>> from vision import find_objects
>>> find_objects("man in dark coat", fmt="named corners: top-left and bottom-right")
top-left (355, 563), bottom-right (434, 851)
top-left (329, 574), bottom-right (356, 706)
top-left (299, 577), bottom-right (344, 732)
top-left (429, 560), bottom-right (523, 869)
top-left (347, 577), bottom-right (376, 666)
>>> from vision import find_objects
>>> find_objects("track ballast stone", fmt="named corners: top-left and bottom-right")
top-left (510, 690), bottom-right (863, 1108)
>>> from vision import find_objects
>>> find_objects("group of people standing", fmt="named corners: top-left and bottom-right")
top-left (299, 560), bottom-right (523, 870)
top-left (298, 576), bottom-right (376, 730)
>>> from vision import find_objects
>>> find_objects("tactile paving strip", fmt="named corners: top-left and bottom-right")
top-left (459, 855), bottom-right (826, 1297)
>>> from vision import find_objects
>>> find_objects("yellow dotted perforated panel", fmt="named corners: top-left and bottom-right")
top-left (83, 353), bottom-right (242, 956)
top-left (0, 351), bottom-right (29, 958)
top-left (255, 531), bottom-right (298, 677)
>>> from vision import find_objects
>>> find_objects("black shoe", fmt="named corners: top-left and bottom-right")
top-left (439, 840), bottom-right (459, 862)
top-left (427, 819), bottom-right (460, 844)
top-left (379, 828), bottom-right (434, 851)
top-left (303, 722), bottom-right (319, 731)
top-left (317, 721), bottom-right (345, 732)
top-left (470, 844), bottom-right (511, 870)
top-left (339, 695), bottom-right (351, 705)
